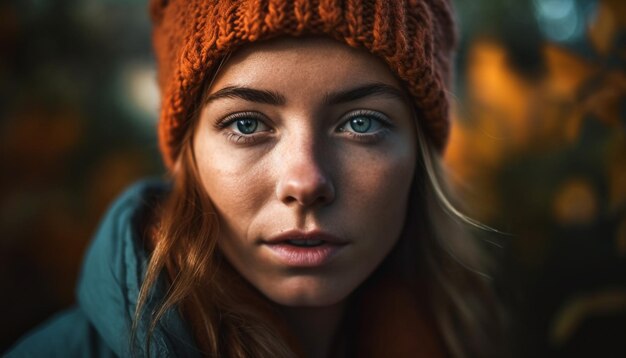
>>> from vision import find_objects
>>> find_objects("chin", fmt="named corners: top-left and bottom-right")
top-left (260, 277), bottom-right (355, 307)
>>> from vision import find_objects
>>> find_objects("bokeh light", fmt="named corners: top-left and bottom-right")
top-left (533, 0), bottom-right (587, 42)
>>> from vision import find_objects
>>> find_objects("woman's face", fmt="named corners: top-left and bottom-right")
top-left (193, 37), bottom-right (417, 307)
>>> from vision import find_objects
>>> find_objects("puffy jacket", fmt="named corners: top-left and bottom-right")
top-left (6, 179), bottom-right (201, 357)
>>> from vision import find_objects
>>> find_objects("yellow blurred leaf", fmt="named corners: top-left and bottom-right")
top-left (543, 44), bottom-right (596, 99)
top-left (553, 178), bottom-right (598, 226)
top-left (588, 0), bottom-right (626, 55)
top-left (581, 71), bottom-right (626, 126)
top-left (550, 289), bottom-right (626, 347)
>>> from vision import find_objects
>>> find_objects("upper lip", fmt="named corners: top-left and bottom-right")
top-left (262, 230), bottom-right (349, 245)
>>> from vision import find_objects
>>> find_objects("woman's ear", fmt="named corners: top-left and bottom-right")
top-left (149, 0), bottom-right (170, 24)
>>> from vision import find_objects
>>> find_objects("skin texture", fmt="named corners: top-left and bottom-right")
top-left (193, 36), bottom-right (418, 356)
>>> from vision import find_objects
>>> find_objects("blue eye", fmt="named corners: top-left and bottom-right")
top-left (215, 112), bottom-right (272, 145)
top-left (236, 118), bottom-right (258, 134)
top-left (339, 111), bottom-right (388, 135)
top-left (348, 117), bottom-right (373, 133)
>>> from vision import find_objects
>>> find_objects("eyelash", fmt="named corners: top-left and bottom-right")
top-left (215, 110), bottom-right (392, 145)
top-left (215, 111), bottom-right (266, 129)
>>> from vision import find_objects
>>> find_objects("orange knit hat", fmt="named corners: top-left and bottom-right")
top-left (150, 0), bottom-right (457, 169)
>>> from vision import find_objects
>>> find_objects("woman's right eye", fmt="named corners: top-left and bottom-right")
top-left (216, 112), bottom-right (272, 144)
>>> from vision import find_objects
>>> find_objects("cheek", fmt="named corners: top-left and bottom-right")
top-left (194, 140), bottom-right (273, 232)
top-left (338, 142), bottom-right (416, 212)
top-left (337, 143), bottom-right (416, 250)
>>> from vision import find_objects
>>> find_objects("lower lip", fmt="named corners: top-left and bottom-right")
top-left (263, 243), bottom-right (345, 267)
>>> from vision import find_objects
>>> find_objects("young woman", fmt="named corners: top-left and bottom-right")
top-left (8, 1), bottom-right (505, 357)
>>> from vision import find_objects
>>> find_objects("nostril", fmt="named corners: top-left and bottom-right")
top-left (277, 171), bottom-right (335, 207)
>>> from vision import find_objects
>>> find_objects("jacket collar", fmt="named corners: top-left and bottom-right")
top-left (75, 179), bottom-right (201, 357)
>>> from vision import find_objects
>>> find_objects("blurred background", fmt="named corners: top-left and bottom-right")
top-left (0, 0), bottom-right (624, 356)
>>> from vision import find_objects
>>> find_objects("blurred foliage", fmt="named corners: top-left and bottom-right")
top-left (0, 0), bottom-right (624, 356)
top-left (0, 0), bottom-right (161, 351)
top-left (447, 0), bottom-right (626, 356)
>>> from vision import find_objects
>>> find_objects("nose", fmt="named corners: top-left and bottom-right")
top-left (275, 140), bottom-right (335, 208)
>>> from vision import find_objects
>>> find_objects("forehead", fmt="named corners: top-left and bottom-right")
top-left (209, 36), bottom-right (404, 96)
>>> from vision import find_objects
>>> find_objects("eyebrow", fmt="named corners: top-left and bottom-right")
top-left (204, 86), bottom-right (287, 105)
top-left (323, 82), bottom-right (408, 106)
top-left (204, 82), bottom-right (407, 106)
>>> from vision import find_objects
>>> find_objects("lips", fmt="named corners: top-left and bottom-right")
top-left (261, 230), bottom-right (348, 267)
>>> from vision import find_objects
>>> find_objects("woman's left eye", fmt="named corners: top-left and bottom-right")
top-left (233, 118), bottom-right (261, 134)
top-left (338, 110), bottom-right (389, 136)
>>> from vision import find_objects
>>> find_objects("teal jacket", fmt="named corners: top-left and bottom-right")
top-left (6, 180), bottom-right (201, 357)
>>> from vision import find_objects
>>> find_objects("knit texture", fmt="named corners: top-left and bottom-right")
top-left (150, 0), bottom-right (457, 168)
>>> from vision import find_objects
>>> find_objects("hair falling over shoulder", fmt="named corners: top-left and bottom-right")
top-left (415, 133), bottom-right (509, 358)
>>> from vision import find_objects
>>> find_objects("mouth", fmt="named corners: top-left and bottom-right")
top-left (283, 239), bottom-right (325, 247)
top-left (263, 229), bottom-right (349, 246)
top-left (261, 230), bottom-right (348, 267)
